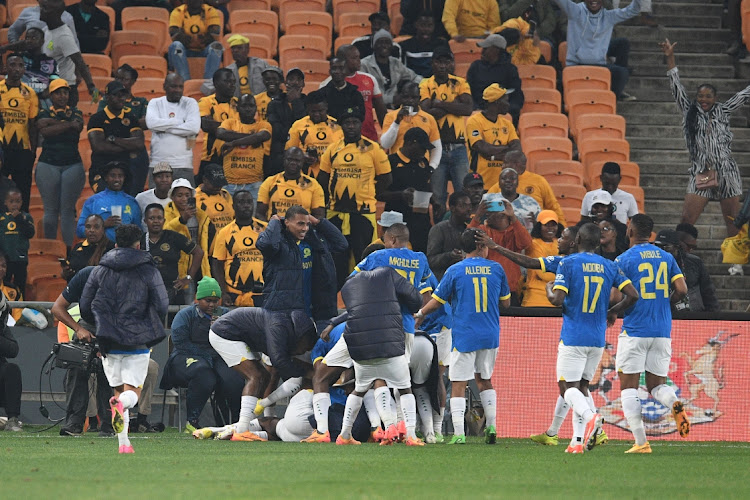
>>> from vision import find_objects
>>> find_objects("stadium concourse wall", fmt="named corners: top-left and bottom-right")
top-left (493, 309), bottom-right (750, 442)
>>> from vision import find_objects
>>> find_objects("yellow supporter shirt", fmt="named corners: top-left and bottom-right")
top-left (466, 112), bottom-right (519, 189)
top-left (218, 118), bottom-right (271, 184)
top-left (169, 4), bottom-right (221, 51)
top-left (237, 65), bottom-right (252, 96)
top-left (257, 172), bottom-right (325, 219)
top-left (0, 81), bottom-right (39, 150)
top-left (212, 221), bottom-right (264, 295)
top-left (419, 75), bottom-right (471, 144)
top-left (195, 186), bottom-right (234, 231)
top-left (255, 91), bottom-right (272, 121)
top-left (198, 94), bottom-right (238, 163)
top-left (285, 115), bottom-right (343, 179)
top-left (381, 108), bottom-right (441, 155)
top-left (521, 238), bottom-right (559, 307)
top-left (488, 170), bottom-right (566, 226)
top-left (442, 0), bottom-right (501, 38)
top-left (0, 282), bottom-right (23, 322)
top-left (319, 137), bottom-right (391, 214)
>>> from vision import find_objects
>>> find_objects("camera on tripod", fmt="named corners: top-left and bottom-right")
top-left (52, 341), bottom-right (99, 371)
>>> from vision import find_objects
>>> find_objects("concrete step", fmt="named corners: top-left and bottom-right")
top-left (652, 2), bottom-right (724, 16)
top-left (626, 76), bottom-right (750, 92)
top-left (630, 149), bottom-right (750, 163)
top-left (620, 109), bottom-right (749, 128)
top-left (615, 26), bottom-right (731, 42)
top-left (626, 124), bottom-right (750, 139)
top-left (628, 136), bottom-right (750, 150)
top-left (719, 299), bottom-right (749, 311)
top-left (630, 63), bottom-right (735, 79)
top-left (645, 15), bottom-right (722, 29)
top-left (630, 52), bottom-right (735, 67)
top-left (629, 40), bottom-right (727, 54)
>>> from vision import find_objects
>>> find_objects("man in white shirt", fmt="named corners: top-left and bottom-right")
top-left (145, 73), bottom-right (201, 185)
top-left (580, 162), bottom-right (638, 224)
top-left (135, 161), bottom-right (173, 228)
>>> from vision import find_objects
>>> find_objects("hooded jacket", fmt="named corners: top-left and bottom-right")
top-left (80, 247), bottom-right (169, 350)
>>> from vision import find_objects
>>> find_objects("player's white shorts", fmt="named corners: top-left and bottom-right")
top-left (102, 352), bottom-right (150, 388)
top-left (429, 327), bottom-right (451, 366)
top-left (409, 335), bottom-right (434, 385)
top-left (322, 334), bottom-right (353, 368)
top-left (276, 390), bottom-right (315, 442)
top-left (405, 332), bottom-right (413, 363)
top-left (353, 355), bottom-right (411, 392)
top-left (556, 344), bottom-right (604, 383)
top-left (449, 348), bottom-right (498, 381)
top-left (615, 335), bottom-right (672, 377)
top-left (209, 330), bottom-right (260, 367)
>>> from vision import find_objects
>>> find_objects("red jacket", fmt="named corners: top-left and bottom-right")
top-left (468, 218), bottom-right (532, 293)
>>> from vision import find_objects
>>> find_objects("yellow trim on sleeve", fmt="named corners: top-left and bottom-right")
top-left (552, 285), bottom-right (568, 293)
top-left (500, 293), bottom-right (511, 301)
top-left (420, 287), bottom-right (433, 294)
top-left (617, 279), bottom-right (632, 291)
top-left (538, 257), bottom-right (546, 273)
top-left (671, 273), bottom-right (684, 283)
top-left (312, 356), bottom-right (324, 365)
top-left (88, 127), bottom-right (104, 133)
top-left (432, 294), bottom-right (447, 304)
top-left (353, 266), bottom-right (361, 272)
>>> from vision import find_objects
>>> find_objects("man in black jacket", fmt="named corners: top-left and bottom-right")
top-left (266, 68), bottom-right (307, 176)
top-left (257, 205), bottom-right (347, 321)
top-left (319, 58), bottom-right (366, 123)
top-left (0, 292), bottom-right (22, 432)
top-left (66, 0), bottom-right (110, 54)
top-left (335, 266), bottom-right (424, 446)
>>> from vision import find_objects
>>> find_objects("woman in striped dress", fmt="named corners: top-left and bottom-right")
top-left (662, 38), bottom-right (750, 239)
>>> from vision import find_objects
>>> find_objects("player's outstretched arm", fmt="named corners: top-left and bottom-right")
top-left (415, 298), bottom-right (441, 327)
top-left (474, 230), bottom-right (542, 269)
top-left (606, 283), bottom-right (638, 326)
top-left (670, 276), bottom-right (688, 305)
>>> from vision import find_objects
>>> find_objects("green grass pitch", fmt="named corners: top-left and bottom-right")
top-left (2, 429), bottom-right (750, 499)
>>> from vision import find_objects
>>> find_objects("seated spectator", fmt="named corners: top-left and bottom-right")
top-left (8, 2), bottom-right (77, 44)
top-left (195, 163), bottom-right (234, 231)
top-left (267, 68), bottom-right (307, 176)
top-left (469, 199), bottom-right (532, 304)
top-left (577, 189), bottom-right (628, 251)
top-left (256, 147), bottom-right (326, 221)
top-left (17, 24), bottom-right (59, 100)
top-left (427, 191), bottom-right (472, 279)
top-left (466, 84), bottom-right (522, 189)
top-left (168, 0), bottom-right (223, 82)
top-left (77, 162), bottom-right (141, 243)
top-left (201, 34), bottom-right (271, 97)
top-left (136, 162), bottom-right (173, 221)
top-left (487, 151), bottom-right (566, 225)
top-left (146, 73), bottom-right (201, 185)
top-left (494, 167), bottom-right (541, 232)
top-left (442, 0), bottom-right (500, 41)
top-left (318, 57), bottom-right (366, 126)
top-left (466, 35), bottom-right (524, 124)
top-left (198, 68), bottom-right (238, 177)
top-left (401, 1), bottom-right (449, 39)
top-left (399, 11), bottom-right (450, 78)
top-left (35, 79), bottom-right (85, 247)
top-left (596, 218), bottom-right (626, 260)
top-left (254, 66), bottom-right (284, 122)
top-left (676, 222), bottom-right (699, 254)
top-left (66, 0), bottom-right (110, 54)
top-left (496, 21), bottom-right (543, 66)
top-left (499, 0), bottom-right (558, 46)
top-left (142, 203), bottom-right (204, 304)
top-left (353, 12), bottom-right (402, 60)
top-left (521, 210), bottom-right (561, 307)
top-left (552, 0), bottom-right (640, 100)
top-left (63, 213), bottom-right (114, 280)
top-left (215, 94), bottom-right (272, 198)
top-left (286, 89), bottom-right (344, 183)
top-left (87, 81), bottom-right (145, 194)
top-left (581, 163), bottom-right (639, 224)
top-left (212, 190), bottom-right (264, 306)
top-left (361, 30), bottom-right (422, 108)
top-left (0, 293), bottom-right (23, 432)
top-left (159, 277), bottom-right (243, 431)
top-left (0, 252), bottom-right (24, 323)
top-left (0, 188), bottom-right (35, 294)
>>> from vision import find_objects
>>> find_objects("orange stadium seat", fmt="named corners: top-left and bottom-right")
top-left (27, 275), bottom-right (67, 302)
top-left (539, 41), bottom-right (552, 63)
top-left (522, 136), bottom-right (573, 171)
top-left (229, 10), bottom-right (279, 57)
top-left (586, 160), bottom-right (640, 189)
top-left (332, 0), bottom-right (379, 32)
top-left (449, 39), bottom-right (481, 79)
top-left (121, 7), bottom-right (170, 54)
top-left (227, 0), bottom-right (271, 12)
top-left (279, 0), bottom-right (327, 30)
top-left (562, 65), bottom-right (611, 109)
top-left (28, 239), bottom-right (67, 261)
top-left (82, 54), bottom-right (112, 78)
top-left (334, 35), bottom-right (358, 54)
top-left (8, 0), bottom-right (34, 24)
top-left (284, 11), bottom-right (333, 52)
top-left (562, 207), bottom-right (581, 226)
top-left (111, 31), bottom-right (162, 68)
top-left (0, 28), bottom-right (8, 46)
top-left (338, 12), bottom-right (371, 38)
top-left (278, 35), bottom-right (329, 70)
top-left (517, 112), bottom-right (568, 139)
top-left (578, 138), bottom-right (630, 170)
top-left (183, 79), bottom-right (206, 101)
top-left (78, 76), bottom-right (110, 106)
top-left (389, 0), bottom-right (403, 35)
top-left (558, 41), bottom-right (567, 68)
top-left (97, 5), bottom-right (115, 55)
top-left (518, 64), bottom-right (556, 90)
top-left (286, 59), bottom-right (329, 87)
top-left (575, 113), bottom-right (626, 142)
top-left (549, 183), bottom-right (587, 210)
top-left (533, 160), bottom-right (585, 186)
top-left (566, 89), bottom-right (616, 136)
top-left (620, 185), bottom-right (645, 212)
top-left (118, 55), bottom-right (167, 80)
top-left (520, 88), bottom-right (561, 114)
top-left (222, 33), bottom-right (273, 66)
top-left (131, 77), bottom-right (167, 100)
top-left (0, 5), bottom-right (6, 27)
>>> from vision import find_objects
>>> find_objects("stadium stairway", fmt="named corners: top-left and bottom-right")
top-left (614, 0), bottom-right (750, 311)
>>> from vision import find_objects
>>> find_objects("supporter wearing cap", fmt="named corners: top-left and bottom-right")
top-left (581, 162), bottom-right (639, 224)
top-left (195, 163), bottom-right (235, 231)
top-left (254, 66), bottom-right (284, 122)
top-left (577, 187), bottom-right (629, 254)
top-left (360, 29), bottom-right (422, 107)
top-left (167, 0), bottom-right (223, 81)
top-left (420, 46), bottom-right (474, 212)
top-left (521, 209), bottom-right (561, 307)
top-left (442, 0), bottom-right (499, 40)
top-left (135, 162), bottom-right (174, 226)
top-left (466, 84), bottom-right (522, 190)
top-left (466, 34), bottom-right (524, 124)
top-left (198, 68), bottom-right (239, 181)
top-left (87, 80), bottom-right (145, 194)
top-left (353, 12), bottom-right (402, 59)
top-left (202, 34), bottom-right (273, 98)
top-left (256, 147), bottom-right (325, 221)
top-left (266, 68), bottom-right (308, 176)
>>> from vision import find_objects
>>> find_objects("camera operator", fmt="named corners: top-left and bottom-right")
top-left (0, 292), bottom-right (22, 432)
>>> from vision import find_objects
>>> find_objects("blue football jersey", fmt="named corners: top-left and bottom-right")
top-left (310, 323), bottom-right (347, 405)
top-left (616, 243), bottom-right (683, 338)
top-left (553, 252), bottom-right (631, 347)
top-left (539, 255), bottom-right (563, 274)
top-left (352, 247), bottom-right (432, 333)
top-left (433, 257), bottom-right (510, 352)
top-left (420, 274), bottom-right (453, 334)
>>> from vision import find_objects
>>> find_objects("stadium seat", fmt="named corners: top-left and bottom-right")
top-left (0, 28), bottom-right (8, 46)
top-left (286, 59), bottom-right (329, 88)
top-left (278, 35), bottom-right (329, 70)
top-left (78, 76), bottom-right (110, 104)
top-left (26, 258), bottom-right (63, 280)
top-left (522, 136), bottom-right (573, 171)
top-left (338, 12), bottom-right (371, 38)
top-left (388, 0), bottom-right (403, 34)
top-left (186, 57), bottom-right (209, 80)
top-left (9, 2), bottom-right (34, 24)
top-left (0, 8), bottom-right (5, 33)
top-left (562, 65), bottom-right (611, 110)
top-left (332, 0), bottom-right (379, 32)
top-left (82, 54), bottom-right (112, 78)
top-left (620, 185), bottom-right (645, 212)
top-left (183, 79), bottom-right (206, 101)
top-left (578, 138), bottom-right (630, 170)
top-left (27, 275), bottom-right (67, 302)
top-left (520, 88), bottom-right (561, 114)
top-left (222, 33), bottom-right (273, 66)
top-left (334, 35), bottom-right (358, 54)
top-left (111, 31), bottom-right (162, 68)
top-left (566, 89), bottom-right (616, 137)
top-left (121, 7), bottom-right (170, 54)
top-left (98, 5), bottom-right (115, 55)
top-left (227, 0), bottom-right (271, 12)
top-left (229, 10), bottom-right (279, 57)
top-left (549, 183), bottom-right (587, 210)
top-left (517, 112), bottom-right (568, 140)
top-left (533, 160), bottom-right (585, 186)
top-left (539, 40), bottom-right (552, 63)
top-left (562, 207), bottom-right (581, 226)
top-left (449, 39), bottom-right (481, 79)
top-left (28, 239), bottom-right (67, 261)
top-left (586, 160), bottom-right (640, 189)
top-left (279, 0), bottom-right (327, 31)
top-left (558, 41), bottom-right (567, 68)
top-left (284, 11), bottom-right (333, 52)
top-left (574, 113), bottom-right (626, 143)
top-left (118, 55), bottom-right (168, 80)
top-left (131, 77), bottom-right (167, 100)
top-left (517, 64), bottom-right (556, 90)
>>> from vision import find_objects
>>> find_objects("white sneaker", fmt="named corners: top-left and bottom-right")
top-left (425, 431), bottom-right (436, 444)
top-left (728, 264), bottom-right (744, 276)
top-left (215, 425), bottom-right (236, 440)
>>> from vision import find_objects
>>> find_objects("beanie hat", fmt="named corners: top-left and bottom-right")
top-left (196, 277), bottom-right (222, 300)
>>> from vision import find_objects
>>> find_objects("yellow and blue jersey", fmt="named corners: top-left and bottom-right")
top-left (539, 255), bottom-right (564, 274)
top-left (433, 257), bottom-right (510, 352)
top-left (553, 252), bottom-right (631, 347)
top-left (420, 274), bottom-right (452, 334)
top-left (615, 243), bottom-right (683, 339)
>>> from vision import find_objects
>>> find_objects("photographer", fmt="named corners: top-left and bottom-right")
top-left (0, 292), bottom-right (22, 432)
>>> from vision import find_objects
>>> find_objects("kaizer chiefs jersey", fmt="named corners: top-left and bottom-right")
top-left (419, 74), bottom-right (471, 144)
top-left (0, 81), bottom-right (39, 150)
top-left (212, 221), bottom-right (264, 294)
top-left (257, 172), bottom-right (325, 219)
top-left (285, 115), bottom-right (343, 179)
top-left (198, 94), bottom-right (238, 163)
top-left (195, 186), bottom-right (234, 231)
